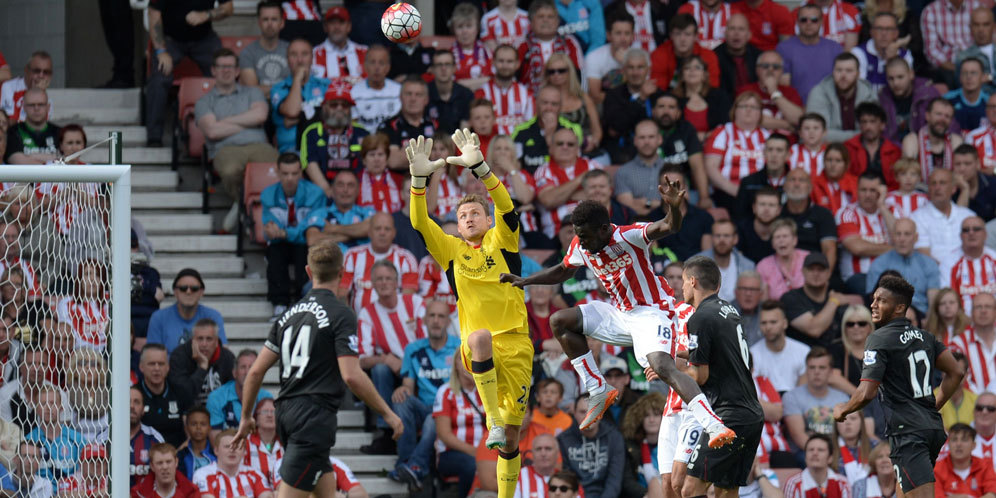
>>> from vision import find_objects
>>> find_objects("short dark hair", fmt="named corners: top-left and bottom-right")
top-left (954, 143), bottom-right (980, 159)
top-left (858, 171), bottom-right (882, 184)
top-left (236, 348), bottom-right (258, 362)
top-left (257, 0), bottom-right (282, 16)
top-left (571, 200), bottom-right (610, 228)
top-left (550, 471), bottom-right (581, 491)
top-left (536, 378), bottom-right (565, 396)
top-left (806, 346), bottom-right (832, 363)
top-left (670, 13), bottom-right (698, 34)
top-left (194, 318), bottom-right (218, 332)
top-left (949, 422), bottom-right (976, 440)
top-left (856, 102), bottom-right (887, 122)
top-left (877, 275), bottom-right (915, 310)
top-left (432, 50), bottom-right (456, 64)
top-left (927, 97), bottom-right (954, 113)
top-left (754, 185), bottom-right (781, 203)
top-left (140, 343), bottom-right (167, 359)
top-left (185, 405), bottom-right (210, 421)
top-left (682, 256), bottom-right (720, 292)
top-left (528, 0), bottom-right (556, 18)
top-left (759, 300), bottom-right (784, 313)
top-left (277, 152), bottom-right (301, 169)
top-left (766, 133), bottom-right (790, 147)
top-left (582, 168), bottom-right (611, 187)
top-left (806, 433), bottom-right (833, 452)
top-left (58, 124), bottom-right (87, 148)
top-left (401, 74), bottom-right (429, 92)
top-left (798, 3), bottom-right (822, 17)
top-left (833, 52), bottom-right (859, 69)
top-left (608, 11), bottom-right (635, 29)
top-left (800, 113), bottom-right (827, 129)
top-left (213, 48), bottom-right (238, 64)
top-left (493, 44), bottom-right (518, 59)
top-left (961, 56), bottom-right (986, 74)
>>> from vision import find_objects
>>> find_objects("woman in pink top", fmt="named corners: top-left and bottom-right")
top-left (756, 218), bottom-right (809, 299)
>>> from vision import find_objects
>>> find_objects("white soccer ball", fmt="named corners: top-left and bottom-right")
top-left (381, 2), bottom-right (422, 43)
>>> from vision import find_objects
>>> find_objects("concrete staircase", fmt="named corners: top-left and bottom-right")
top-left (46, 88), bottom-right (405, 496)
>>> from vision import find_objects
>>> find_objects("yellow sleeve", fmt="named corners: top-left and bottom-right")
top-left (483, 174), bottom-right (519, 251)
top-left (410, 186), bottom-right (457, 266)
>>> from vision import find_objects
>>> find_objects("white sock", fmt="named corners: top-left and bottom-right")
top-left (688, 393), bottom-right (725, 432)
top-left (571, 352), bottom-right (607, 395)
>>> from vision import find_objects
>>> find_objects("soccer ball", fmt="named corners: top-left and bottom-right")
top-left (381, 2), bottom-right (422, 43)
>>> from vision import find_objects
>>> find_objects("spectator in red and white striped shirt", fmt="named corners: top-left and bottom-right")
top-left (884, 159), bottom-right (929, 218)
top-left (518, 433), bottom-right (559, 498)
top-left (478, 45), bottom-right (535, 136)
top-left (434, 353), bottom-right (487, 498)
top-left (789, 114), bottom-right (828, 177)
top-left (312, 7), bottom-right (367, 83)
top-left (704, 91), bottom-right (771, 211)
top-left (242, 398), bottom-right (282, 488)
top-left (193, 430), bottom-right (273, 498)
top-left (356, 133), bottom-right (405, 213)
top-left (942, 216), bottom-right (996, 315)
top-left (836, 173), bottom-right (895, 293)
top-left (482, 0), bottom-right (531, 52)
top-left (338, 212), bottom-right (419, 311)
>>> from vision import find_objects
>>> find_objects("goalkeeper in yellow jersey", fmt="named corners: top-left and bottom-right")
top-left (407, 130), bottom-right (532, 498)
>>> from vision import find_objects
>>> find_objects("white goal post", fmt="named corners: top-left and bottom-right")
top-left (0, 133), bottom-right (130, 497)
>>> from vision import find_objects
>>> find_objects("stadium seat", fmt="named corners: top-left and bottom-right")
top-left (170, 77), bottom-right (215, 210)
top-left (241, 162), bottom-right (280, 253)
top-left (220, 36), bottom-right (259, 57)
top-left (420, 36), bottom-right (456, 50)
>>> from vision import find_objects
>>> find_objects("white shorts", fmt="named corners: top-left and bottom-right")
top-left (657, 411), bottom-right (704, 474)
top-left (579, 301), bottom-right (675, 368)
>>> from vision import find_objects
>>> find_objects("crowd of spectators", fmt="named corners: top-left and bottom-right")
top-left (1, 0), bottom-right (996, 495)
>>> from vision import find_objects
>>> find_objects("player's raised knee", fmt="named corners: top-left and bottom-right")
top-left (468, 329), bottom-right (493, 352)
top-left (550, 308), bottom-right (580, 334)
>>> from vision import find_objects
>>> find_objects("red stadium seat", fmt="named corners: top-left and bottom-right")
top-left (420, 35), bottom-right (455, 50)
top-left (243, 162), bottom-right (280, 247)
top-left (221, 36), bottom-right (260, 57)
top-left (177, 77), bottom-right (215, 160)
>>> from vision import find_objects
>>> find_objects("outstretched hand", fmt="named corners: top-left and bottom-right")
top-left (446, 129), bottom-right (485, 168)
top-left (229, 416), bottom-right (256, 451)
top-left (406, 135), bottom-right (447, 178)
top-left (659, 178), bottom-right (686, 209)
top-left (499, 273), bottom-right (527, 288)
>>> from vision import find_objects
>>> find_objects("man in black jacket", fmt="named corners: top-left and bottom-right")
top-left (167, 318), bottom-right (234, 406)
top-left (713, 14), bottom-right (760, 96)
top-left (602, 48), bottom-right (664, 164)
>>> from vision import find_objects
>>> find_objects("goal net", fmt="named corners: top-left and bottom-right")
top-left (0, 161), bottom-right (130, 498)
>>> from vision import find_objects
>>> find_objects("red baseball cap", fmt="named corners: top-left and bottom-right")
top-left (324, 79), bottom-right (355, 105)
top-left (80, 443), bottom-right (107, 461)
top-left (325, 6), bottom-right (350, 21)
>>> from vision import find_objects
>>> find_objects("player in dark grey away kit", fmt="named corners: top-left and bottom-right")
top-left (833, 275), bottom-right (964, 498)
top-left (231, 241), bottom-right (404, 498)
top-left (679, 256), bottom-right (764, 498)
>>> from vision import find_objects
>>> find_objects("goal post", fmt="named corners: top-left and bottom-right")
top-left (0, 133), bottom-right (130, 497)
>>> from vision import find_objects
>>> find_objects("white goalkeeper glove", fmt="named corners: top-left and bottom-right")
top-left (447, 128), bottom-right (491, 179)
top-left (405, 135), bottom-right (446, 189)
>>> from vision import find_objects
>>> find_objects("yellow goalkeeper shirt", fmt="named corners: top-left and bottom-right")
top-left (410, 174), bottom-right (528, 338)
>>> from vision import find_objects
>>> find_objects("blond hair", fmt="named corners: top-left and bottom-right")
top-left (545, 54), bottom-right (583, 100)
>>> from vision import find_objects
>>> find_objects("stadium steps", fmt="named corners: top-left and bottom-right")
top-left (134, 213), bottom-right (212, 234)
top-left (84, 125), bottom-right (147, 147)
top-left (148, 233), bottom-right (238, 252)
top-left (153, 255), bottom-right (246, 278)
top-left (81, 146), bottom-right (172, 165)
top-left (161, 298), bottom-right (272, 321)
top-left (48, 88), bottom-right (141, 125)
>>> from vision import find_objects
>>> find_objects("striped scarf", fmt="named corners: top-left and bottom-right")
top-left (521, 33), bottom-right (570, 93)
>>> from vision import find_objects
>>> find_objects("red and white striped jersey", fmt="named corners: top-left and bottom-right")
top-left (835, 205), bottom-right (890, 279)
top-left (34, 181), bottom-right (102, 236)
top-left (884, 190), bottom-right (928, 218)
top-left (563, 223), bottom-right (678, 312)
top-left (0, 258), bottom-right (42, 298)
top-left (56, 296), bottom-right (109, 352)
top-left (453, 42), bottom-right (494, 81)
top-left (624, 0), bottom-right (658, 52)
top-left (0, 78), bottom-right (52, 122)
top-left (193, 463), bottom-right (271, 498)
top-left (242, 433), bottom-right (283, 487)
top-left (754, 375), bottom-right (790, 456)
top-left (783, 468), bottom-right (851, 498)
top-left (965, 124), bottom-right (996, 173)
top-left (950, 327), bottom-right (996, 393)
top-left (942, 247), bottom-right (996, 316)
top-left (357, 170), bottom-right (404, 213)
top-left (664, 302), bottom-right (696, 416)
top-left (476, 81), bottom-right (534, 136)
top-left (515, 465), bottom-right (550, 498)
top-left (57, 476), bottom-right (106, 495)
top-left (418, 255), bottom-right (457, 313)
top-left (357, 293), bottom-right (425, 358)
top-left (973, 431), bottom-right (996, 470)
top-left (535, 157), bottom-right (603, 238)
top-left (497, 169), bottom-right (539, 232)
top-left (340, 243), bottom-right (419, 311)
top-left (433, 384), bottom-right (486, 453)
top-left (788, 143), bottom-right (826, 177)
top-left (481, 8), bottom-right (531, 48)
top-left (677, 1), bottom-right (732, 50)
top-left (282, 0), bottom-right (321, 20)
top-left (435, 173), bottom-right (465, 218)
top-left (793, 0), bottom-right (861, 45)
top-left (312, 39), bottom-right (368, 81)
top-left (704, 124), bottom-right (770, 185)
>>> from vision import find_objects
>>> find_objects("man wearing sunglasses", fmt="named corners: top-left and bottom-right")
top-left (147, 268), bottom-right (227, 355)
top-left (940, 217), bottom-right (996, 315)
top-left (775, 4), bottom-right (842, 106)
top-left (737, 51), bottom-right (803, 131)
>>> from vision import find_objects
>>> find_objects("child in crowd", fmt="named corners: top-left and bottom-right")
top-left (531, 378), bottom-right (573, 435)
top-left (176, 406), bottom-right (216, 479)
top-left (789, 113), bottom-right (828, 176)
top-left (356, 133), bottom-right (404, 213)
top-left (884, 158), bottom-right (929, 218)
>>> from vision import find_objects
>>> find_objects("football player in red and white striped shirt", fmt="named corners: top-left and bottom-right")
top-left (941, 217), bottom-right (996, 316)
top-left (535, 128), bottom-right (604, 239)
top-left (704, 92), bottom-right (771, 204)
top-left (357, 260), bottom-right (425, 359)
top-left (516, 433), bottom-right (559, 498)
top-left (476, 45), bottom-right (535, 136)
top-left (677, 0), bottom-right (732, 50)
top-left (884, 159), bottom-right (929, 218)
top-left (312, 8), bottom-right (367, 82)
top-left (501, 187), bottom-right (734, 445)
top-left (242, 399), bottom-right (283, 488)
top-left (482, 0), bottom-right (531, 51)
top-left (193, 430), bottom-right (273, 498)
top-left (835, 174), bottom-right (894, 282)
top-left (964, 97), bottom-right (996, 175)
top-left (338, 213), bottom-right (419, 311)
top-left (789, 114), bottom-right (828, 177)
